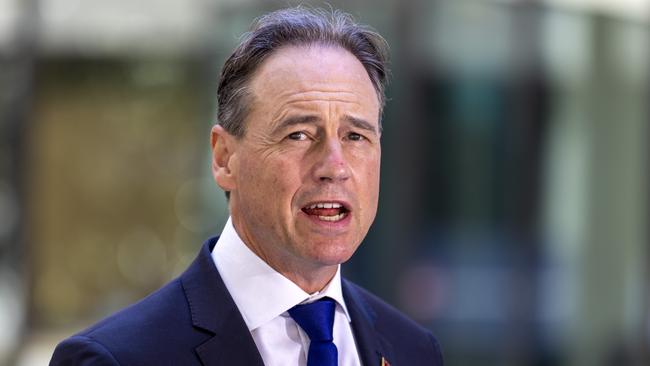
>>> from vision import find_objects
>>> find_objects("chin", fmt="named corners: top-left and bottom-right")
top-left (308, 244), bottom-right (358, 267)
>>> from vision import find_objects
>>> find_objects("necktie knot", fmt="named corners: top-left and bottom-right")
top-left (289, 297), bottom-right (338, 366)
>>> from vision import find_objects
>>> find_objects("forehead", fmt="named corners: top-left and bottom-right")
top-left (248, 45), bottom-right (380, 117)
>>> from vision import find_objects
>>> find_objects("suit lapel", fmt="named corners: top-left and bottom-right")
top-left (180, 238), bottom-right (397, 366)
top-left (343, 280), bottom-right (396, 366)
top-left (181, 238), bottom-right (265, 366)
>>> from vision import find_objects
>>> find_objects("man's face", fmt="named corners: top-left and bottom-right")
top-left (213, 45), bottom-right (381, 278)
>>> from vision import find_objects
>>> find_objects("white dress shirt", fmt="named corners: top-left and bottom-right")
top-left (211, 217), bottom-right (363, 366)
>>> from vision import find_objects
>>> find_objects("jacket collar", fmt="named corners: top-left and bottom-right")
top-left (180, 237), bottom-right (264, 366)
top-left (180, 237), bottom-right (394, 366)
top-left (342, 279), bottom-right (396, 366)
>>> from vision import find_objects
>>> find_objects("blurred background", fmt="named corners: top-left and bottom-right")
top-left (0, 0), bottom-right (648, 365)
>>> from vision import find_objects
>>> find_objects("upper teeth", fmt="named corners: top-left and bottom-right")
top-left (307, 202), bottom-right (342, 209)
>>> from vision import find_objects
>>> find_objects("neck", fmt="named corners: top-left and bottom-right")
top-left (230, 216), bottom-right (339, 294)
top-left (278, 265), bottom-right (338, 294)
top-left (244, 237), bottom-right (339, 293)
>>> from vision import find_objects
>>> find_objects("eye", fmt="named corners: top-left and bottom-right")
top-left (347, 132), bottom-right (365, 141)
top-left (287, 131), bottom-right (308, 141)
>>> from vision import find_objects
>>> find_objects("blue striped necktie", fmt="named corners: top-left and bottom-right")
top-left (289, 298), bottom-right (338, 366)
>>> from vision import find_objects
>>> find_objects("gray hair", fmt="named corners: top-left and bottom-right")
top-left (216, 7), bottom-right (390, 137)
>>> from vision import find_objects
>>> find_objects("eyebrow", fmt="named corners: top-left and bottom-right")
top-left (273, 115), bottom-right (320, 132)
top-left (343, 115), bottom-right (378, 134)
top-left (272, 114), bottom-right (379, 135)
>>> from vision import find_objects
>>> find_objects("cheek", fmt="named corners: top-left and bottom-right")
top-left (365, 172), bottom-right (380, 212)
top-left (239, 152), bottom-right (304, 205)
top-left (354, 148), bottom-right (380, 183)
top-left (359, 152), bottom-right (381, 211)
top-left (236, 156), bottom-right (269, 203)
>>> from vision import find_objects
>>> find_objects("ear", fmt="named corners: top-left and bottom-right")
top-left (210, 124), bottom-right (238, 192)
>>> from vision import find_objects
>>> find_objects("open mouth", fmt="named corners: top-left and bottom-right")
top-left (301, 202), bottom-right (350, 222)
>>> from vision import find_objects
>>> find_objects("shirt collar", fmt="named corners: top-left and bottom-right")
top-left (211, 217), bottom-right (351, 331)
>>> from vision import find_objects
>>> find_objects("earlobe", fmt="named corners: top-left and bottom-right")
top-left (210, 125), bottom-right (237, 192)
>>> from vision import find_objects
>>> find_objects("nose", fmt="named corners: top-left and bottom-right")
top-left (312, 138), bottom-right (351, 183)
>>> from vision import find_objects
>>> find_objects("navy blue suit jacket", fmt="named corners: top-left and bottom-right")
top-left (50, 237), bottom-right (443, 365)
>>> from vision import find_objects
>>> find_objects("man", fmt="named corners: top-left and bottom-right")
top-left (50, 7), bottom-right (443, 366)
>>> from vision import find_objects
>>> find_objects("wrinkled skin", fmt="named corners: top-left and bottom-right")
top-left (211, 45), bottom-right (381, 292)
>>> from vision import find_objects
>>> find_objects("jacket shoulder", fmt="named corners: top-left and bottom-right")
top-left (51, 278), bottom-right (207, 365)
top-left (50, 335), bottom-right (120, 366)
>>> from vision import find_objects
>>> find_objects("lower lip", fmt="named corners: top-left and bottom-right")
top-left (299, 210), bottom-right (352, 230)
